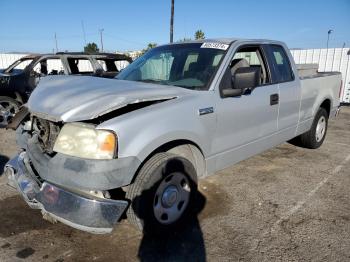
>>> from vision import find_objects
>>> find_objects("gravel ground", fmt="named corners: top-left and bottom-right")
top-left (0, 107), bottom-right (349, 262)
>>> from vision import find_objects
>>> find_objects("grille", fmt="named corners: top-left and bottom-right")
top-left (32, 117), bottom-right (61, 154)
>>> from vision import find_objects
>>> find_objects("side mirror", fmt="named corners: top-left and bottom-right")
top-left (233, 67), bottom-right (261, 90)
top-left (220, 66), bottom-right (261, 98)
top-left (220, 67), bottom-right (242, 97)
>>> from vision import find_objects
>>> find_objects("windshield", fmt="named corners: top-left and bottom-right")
top-left (5, 58), bottom-right (34, 73)
top-left (116, 43), bottom-right (227, 90)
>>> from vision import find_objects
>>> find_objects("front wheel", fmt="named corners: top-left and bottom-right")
top-left (126, 153), bottom-right (198, 233)
top-left (0, 96), bottom-right (20, 127)
top-left (299, 107), bottom-right (328, 149)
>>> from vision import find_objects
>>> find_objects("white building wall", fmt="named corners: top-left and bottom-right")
top-left (0, 54), bottom-right (28, 69)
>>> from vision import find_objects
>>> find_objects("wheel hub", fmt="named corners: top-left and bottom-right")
top-left (153, 172), bottom-right (191, 225)
top-left (161, 185), bottom-right (178, 208)
top-left (316, 116), bottom-right (326, 142)
top-left (0, 102), bottom-right (18, 126)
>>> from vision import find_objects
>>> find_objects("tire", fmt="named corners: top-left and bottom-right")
top-left (0, 96), bottom-right (20, 127)
top-left (126, 152), bottom-right (198, 233)
top-left (299, 107), bottom-right (328, 149)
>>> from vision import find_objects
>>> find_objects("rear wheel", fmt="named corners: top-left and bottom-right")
top-left (126, 153), bottom-right (197, 233)
top-left (299, 107), bottom-right (328, 149)
top-left (0, 96), bottom-right (20, 127)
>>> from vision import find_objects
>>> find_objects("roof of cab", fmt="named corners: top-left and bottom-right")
top-left (158, 38), bottom-right (284, 47)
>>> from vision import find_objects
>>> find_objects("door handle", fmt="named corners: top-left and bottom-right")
top-left (270, 93), bottom-right (279, 105)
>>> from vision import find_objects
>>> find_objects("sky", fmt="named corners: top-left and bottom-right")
top-left (0, 0), bottom-right (349, 53)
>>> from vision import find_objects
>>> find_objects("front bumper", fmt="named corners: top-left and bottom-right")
top-left (3, 152), bottom-right (128, 234)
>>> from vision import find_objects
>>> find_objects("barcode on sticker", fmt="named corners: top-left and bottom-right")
top-left (200, 42), bottom-right (229, 50)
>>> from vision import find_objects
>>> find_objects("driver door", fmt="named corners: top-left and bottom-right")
top-left (212, 44), bottom-right (279, 171)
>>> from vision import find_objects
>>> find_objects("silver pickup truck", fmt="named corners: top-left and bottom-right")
top-left (3, 38), bottom-right (342, 234)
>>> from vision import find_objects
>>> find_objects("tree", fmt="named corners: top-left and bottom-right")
top-left (141, 43), bottom-right (157, 55)
top-left (146, 43), bottom-right (157, 50)
top-left (195, 30), bottom-right (205, 40)
top-left (84, 42), bottom-right (99, 53)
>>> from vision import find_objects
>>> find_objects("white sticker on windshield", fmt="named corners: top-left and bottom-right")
top-left (200, 42), bottom-right (229, 50)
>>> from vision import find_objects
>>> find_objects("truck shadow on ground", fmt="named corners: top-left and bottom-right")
top-left (134, 189), bottom-right (207, 261)
top-left (0, 193), bottom-right (207, 261)
top-left (129, 157), bottom-right (208, 261)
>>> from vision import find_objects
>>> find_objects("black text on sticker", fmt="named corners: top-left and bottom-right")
top-left (200, 42), bottom-right (229, 50)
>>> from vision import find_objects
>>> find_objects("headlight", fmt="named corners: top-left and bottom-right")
top-left (53, 123), bottom-right (117, 159)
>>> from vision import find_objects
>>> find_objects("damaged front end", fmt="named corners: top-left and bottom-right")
top-left (3, 107), bottom-right (143, 234)
top-left (4, 152), bottom-right (128, 234)
top-left (3, 76), bottom-right (185, 233)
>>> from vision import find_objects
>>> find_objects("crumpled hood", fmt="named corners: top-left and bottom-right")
top-left (28, 75), bottom-right (187, 122)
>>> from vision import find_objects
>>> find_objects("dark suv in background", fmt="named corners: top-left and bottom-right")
top-left (0, 52), bottom-right (132, 126)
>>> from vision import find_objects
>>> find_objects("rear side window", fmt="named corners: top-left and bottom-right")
top-left (32, 58), bottom-right (65, 76)
top-left (97, 59), bottom-right (130, 72)
top-left (67, 58), bottom-right (94, 74)
top-left (270, 45), bottom-right (294, 82)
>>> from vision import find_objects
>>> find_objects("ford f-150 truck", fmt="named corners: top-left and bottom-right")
top-left (3, 38), bottom-right (342, 234)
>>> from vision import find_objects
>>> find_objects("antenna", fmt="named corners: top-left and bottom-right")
top-left (54, 33), bottom-right (58, 52)
top-left (81, 20), bottom-right (87, 45)
top-left (99, 28), bottom-right (104, 52)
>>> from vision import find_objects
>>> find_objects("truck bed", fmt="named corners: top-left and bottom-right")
top-left (297, 64), bottom-right (341, 79)
top-left (297, 68), bottom-right (341, 135)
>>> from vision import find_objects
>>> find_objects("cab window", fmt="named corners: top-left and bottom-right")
top-left (231, 46), bottom-right (270, 85)
top-left (269, 45), bottom-right (294, 82)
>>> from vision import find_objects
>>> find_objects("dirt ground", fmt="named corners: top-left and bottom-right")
top-left (0, 107), bottom-right (349, 262)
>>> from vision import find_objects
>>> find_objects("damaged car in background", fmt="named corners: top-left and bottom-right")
top-left (3, 38), bottom-right (341, 234)
top-left (0, 52), bottom-right (131, 126)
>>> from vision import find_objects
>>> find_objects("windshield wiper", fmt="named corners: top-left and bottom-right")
top-left (136, 79), bottom-right (164, 84)
top-left (172, 84), bottom-right (203, 90)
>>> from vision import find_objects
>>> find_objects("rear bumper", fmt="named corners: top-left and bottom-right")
top-left (330, 106), bottom-right (341, 118)
top-left (335, 106), bottom-right (341, 117)
top-left (3, 152), bottom-right (128, 234)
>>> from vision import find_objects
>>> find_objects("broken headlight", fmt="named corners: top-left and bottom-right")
top-left (53, 123), bottom-right (117, 159)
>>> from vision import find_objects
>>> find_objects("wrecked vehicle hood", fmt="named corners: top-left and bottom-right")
top-left (27, 75), bottom-right (187, 122)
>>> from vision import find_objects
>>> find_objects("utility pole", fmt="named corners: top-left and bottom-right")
top-left (326, 29), bottom-right (333, 49)
top-left (81, 20), bottom-right (87, 45)
top-left (99, 28), bottom-right (104, 52)
top-left (54, 33), bottom-right (58, 53)
top-left (170, 0), bottom-right (174, 43)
